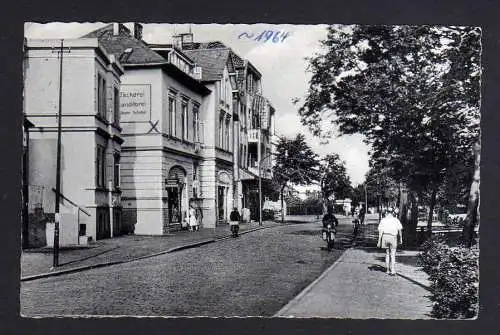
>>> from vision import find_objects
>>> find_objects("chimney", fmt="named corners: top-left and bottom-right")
top-left (113, 23), bottom-right (119, 36)
top-left (134, 23), bottom-right (143, 41)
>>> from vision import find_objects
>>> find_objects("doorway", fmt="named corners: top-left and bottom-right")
top-left (167, 187), bottom-right (181, 224)
top-left (218, 186), bottom-right (226, 223)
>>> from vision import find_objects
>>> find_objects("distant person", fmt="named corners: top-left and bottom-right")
top-left (322, 206), bottom-right (339, 228)
top-left (358, 206), bottom-right (366, 225)
top-left (351, 206), bottom-right (356, 217)
top-left (188, 204), bottom-right (199, 231)
top-left (377, 208), bottom-right (403, 276)
top-left (229, 207), bottom-right (241, 237)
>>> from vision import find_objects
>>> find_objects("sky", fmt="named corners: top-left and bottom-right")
top-left (24, 22), bottom-right (370, 185)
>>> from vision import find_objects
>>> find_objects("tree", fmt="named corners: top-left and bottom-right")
top-left (298, 25), bottom-right (480, 243)
top-left (320, 153), bottom-right (352, 212)
top-left (462, 141), bottom-right (480, 248)
top-left (272, 134), bottom-right (321, 221)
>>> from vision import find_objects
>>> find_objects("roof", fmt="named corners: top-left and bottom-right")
top-left (82, 24), bottom-right (210, 96)
top-left (183, 48), bottom-right (231, 82)
top-left (81, 24), bottom-right (167, 66)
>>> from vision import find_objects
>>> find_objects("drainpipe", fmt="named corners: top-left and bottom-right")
top-left (108, 180), bottom-right (114, 238)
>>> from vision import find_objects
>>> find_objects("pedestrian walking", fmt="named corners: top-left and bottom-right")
top-left (229, 207), bottom-right (241, 237)
top-left (358, 206), bottom-right (366, 225)
top-left (377, 208), bottom-right (403, 275)
top-left (188, 203), bottom-right (199, 231)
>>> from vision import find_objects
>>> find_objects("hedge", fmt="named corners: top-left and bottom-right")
top-left (419, 236), bottom-right (479, 319)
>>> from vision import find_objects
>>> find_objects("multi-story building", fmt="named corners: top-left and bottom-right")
top-left (175, 43), bottom-right (238, 225)
top-left (177, 40), bottom-right (276, 221)
top-left (23, 24), bottom-right (278, 242)
top-left (82, 24), bottom-right (213, 233)
top-left (23, 38), bottom-right (124, 244)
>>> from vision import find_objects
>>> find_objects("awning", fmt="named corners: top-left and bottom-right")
top-left (239, 168), bottom-right (258, 181)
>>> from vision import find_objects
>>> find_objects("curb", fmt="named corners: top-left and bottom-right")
top-left (21, 224), bottom-right (279, 282)
top-left (274, 246), bottom-right (352, 317)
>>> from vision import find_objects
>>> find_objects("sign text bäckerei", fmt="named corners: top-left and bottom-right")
top-left (120, 84), bottom-right (151, 122)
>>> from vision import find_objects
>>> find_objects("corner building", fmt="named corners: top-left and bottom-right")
top-left (23, 38), bottom-right (124, 243)
top-left (83, 24), bottom-right (215, 233)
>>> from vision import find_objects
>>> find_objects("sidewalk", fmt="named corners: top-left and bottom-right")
top-left (21, 220), bottom-right (280, 280)
top-left (275, 217), bottom-right (433, 319)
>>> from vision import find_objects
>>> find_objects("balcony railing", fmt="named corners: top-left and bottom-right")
top-left (248, 129), bottom-right (260, 142)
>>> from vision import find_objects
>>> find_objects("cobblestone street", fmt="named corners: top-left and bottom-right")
top-left (21, 218), bottom-right (355, 317)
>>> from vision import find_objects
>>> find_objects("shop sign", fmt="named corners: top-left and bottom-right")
top-left (120, 84), bottom-right (151, 122)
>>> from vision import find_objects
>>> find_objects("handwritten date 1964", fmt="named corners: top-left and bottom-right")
top-left (238, 30), bottom-right (291, 43)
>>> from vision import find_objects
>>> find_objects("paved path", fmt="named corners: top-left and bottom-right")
top-left (21, 221), bottom-right (350, 317)
top-left (21, 220), bottom-right (283, 278)
top-left (276, 215), bottom-right (433, 319)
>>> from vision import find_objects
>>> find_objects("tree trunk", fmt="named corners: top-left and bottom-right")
top-left (462, 142), bottom-right (480, 248)
top-left (404, 191), bottom-right (419, 248)
top-left (398, 184), bottom-right (408, 232)
top-left (280, 185), bottom-right (285, 223)
top-left (426, 186), bottom-right (438, 237)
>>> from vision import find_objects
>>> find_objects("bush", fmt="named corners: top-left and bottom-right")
top-left (419, 237), bottom-right (479, 319)
top-left (262, 209), bottom-right (276, 221)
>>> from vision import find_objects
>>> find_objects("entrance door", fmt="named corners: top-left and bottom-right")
top-left (218, 186), bottom-right (225, 222)
top-left (167, 187), bottom-right (181, 224)
top-left (96, 208), bottom-right (110, 240)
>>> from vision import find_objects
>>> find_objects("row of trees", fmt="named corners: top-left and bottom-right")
top-left (271, 134), bottom-right (354, 219)
top-left (296, 25), bottom-right (481, 247)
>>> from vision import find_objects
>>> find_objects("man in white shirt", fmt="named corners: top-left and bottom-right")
top-left (377, 208), bottom-right (403, 275)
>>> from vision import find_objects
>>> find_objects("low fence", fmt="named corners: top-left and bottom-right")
top-left (287, 205), bottom-right (323, 216)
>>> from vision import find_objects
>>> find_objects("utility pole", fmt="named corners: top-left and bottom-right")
top-left (22, 117), bottom-right (34, 249)
top-left (377, 176), bottom-right (381, 221)
top-left (52, 39), bottom-right (70, 267)
top-left (258, 131), bottom-right (262, 226)
top-left (364, 183), bottom-right (368, 216)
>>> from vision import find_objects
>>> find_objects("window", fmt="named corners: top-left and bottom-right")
top-left (244, 145), bottom-right (247, 168)
top-left (97, 73), bottom-right (107, 120)
top-left (252, 106), bottom-right (260, 129)
top-left (239, 144), bottom-right (244, 167)
top-left (219, 111), bottom-right (224, 148)
top-left (193, 105), bottom-right (200, 142)
top-left (169, 96), bottom-right (176, 137)
top-left (246, 74), bottom-right (253, 93)
top-left (113, 152), bottom-right (120, 188)
top-left (225, 118), bottom-right (230, 150)
top-left (113, 87), bottom-right (120, 127)
top-left (218, 81), bottom-right (222, 102)
top-left (96, 145), bottom-right (106, 188)
top-left (181, 100), bottom-right (188, 140)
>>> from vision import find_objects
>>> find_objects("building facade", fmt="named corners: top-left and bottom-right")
top-left (23, 24), bottom-right (278, 242)
top-left (23, 38), bottom-right (124, 244)
top-left (180, 40), bottom-right (276, 221)
top-left (83, 24), bottom-right (213, 233)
